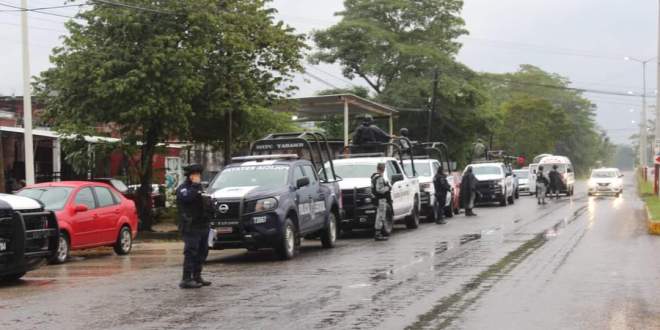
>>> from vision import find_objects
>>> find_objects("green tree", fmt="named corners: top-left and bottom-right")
top-left (312, 0), bottom-right (467, 94)
top-left (35, 0), bottom-right (304, 230)
top-left (480, 65), bottom-right (613, 175)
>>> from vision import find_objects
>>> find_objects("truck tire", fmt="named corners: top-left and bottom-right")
top-left (275, 218), bottom-right (297, 260)
top-left (321, 212), bottom-right (337, 248)
top-left (49, 232), bottom-right (70, 264)
top-left (1, 272), bottom-right (26, 281)
top-left (499, 191), bottom-right (508, 207)
top-left (405, 197), bottom-right (420, 229)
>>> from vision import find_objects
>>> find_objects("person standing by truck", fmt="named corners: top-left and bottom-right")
top-left (433, 164), bottom-right (451, 224)
top-left (371, 163), bottom-right (392, 241)
top-left (353, 115), bottom-right (394, 153)
top-left (176, 164), bottom-right (211, 289)
top-left (536, 166), bottom-right (549, 205)
top-left (460, 167), bottom-right (478, 216)
top-left (548, 165), bottom-right (562, 199)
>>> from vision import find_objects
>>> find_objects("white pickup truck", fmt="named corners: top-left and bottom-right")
top-left (328, 156), bottom-right (421, 235)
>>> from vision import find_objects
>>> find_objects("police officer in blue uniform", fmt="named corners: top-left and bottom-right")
top-left (176, 164), bottom-right (211, 289)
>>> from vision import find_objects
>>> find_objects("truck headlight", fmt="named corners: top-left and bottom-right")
top-left (255, 197), bottom-right (278, 212)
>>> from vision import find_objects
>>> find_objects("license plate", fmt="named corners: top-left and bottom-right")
top-left (0, 241), bottom-right (6, 251)
top-left (217, 227), bottom-right (233, 234)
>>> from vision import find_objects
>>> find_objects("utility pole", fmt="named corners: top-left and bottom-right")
top-left (21, 0), bottom-right (35, 185)
top-left (427, 68), bottom-right (439, 142)
top-left (642, 61), bottom-right (648, 169)
top-left (656, 0), bottom-right (660, 158)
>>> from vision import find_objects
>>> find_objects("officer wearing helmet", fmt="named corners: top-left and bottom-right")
top-left (353, 115), bottom-right (393, 153)
top-left (176, 164), bottom-right (211, 289)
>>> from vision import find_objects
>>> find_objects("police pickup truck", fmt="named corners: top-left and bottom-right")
top-left (0, 194), bottom-right (59, 281)
top-left (331, 139), bottom-right (421, 235)
top-left (206, 133), bottom-right (341, 260)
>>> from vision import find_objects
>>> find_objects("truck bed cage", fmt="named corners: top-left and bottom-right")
top-left (250, 132), bottom-right (339, 182)
top-left (412, 142), bottom-right (451, 174)
top-left (341, 137), bottom-right (417, 176)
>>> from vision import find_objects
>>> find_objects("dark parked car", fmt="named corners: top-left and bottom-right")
top-left (0, 193), bottom-right (59, 281)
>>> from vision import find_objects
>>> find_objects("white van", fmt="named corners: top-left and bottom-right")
top-left (538, 155), bottom-right (575, 196)
top-left (528, 163), bottom-right (539, 195)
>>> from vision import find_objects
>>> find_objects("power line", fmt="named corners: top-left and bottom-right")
top-left (0, 1), bottom-right (75, 18)
top-left (90, 0), bottom-right (176, 15)
top-left (0, 3), bottom-right (86, 12)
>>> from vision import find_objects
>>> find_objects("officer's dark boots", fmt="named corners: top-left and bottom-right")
top-left (180, 272), bottom-right (203, 289)
top-left (374, 232), bottom-right (388, 241)
top-left (194, 273), bottom-right (211, 286)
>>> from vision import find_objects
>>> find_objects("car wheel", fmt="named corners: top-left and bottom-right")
top-left (49, 232), bottom-right (70, 264)
top-left (1, 272), bottom-right (26, 281)
top-left (381, 204), bottom-right (394, 236)
top-left (113, 226), bottom-right (133, 255)
top-left (275, 218), bottom-right (297, 260)
top-left (405, 197), bottom-right (420, 229)
top-left (321, 212), bottom-right (337, 249)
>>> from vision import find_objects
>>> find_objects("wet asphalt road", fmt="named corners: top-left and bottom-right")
top-left (1, 173), bottom-right (659, 330)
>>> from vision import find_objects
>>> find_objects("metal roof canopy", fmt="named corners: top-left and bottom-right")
top-left (274, 94), bottom-right (398, 147)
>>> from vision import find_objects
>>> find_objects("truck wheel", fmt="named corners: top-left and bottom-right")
top-left (500, 191), bottom-right (508, 207)
top-left (113, 226), bottom-right (133, 255)
top-left (1, 272), bottom-right (26, 281)
top-left (405, 197), bottom-right (420, 229)
top-left (275, 218), bottom-right (297, 260)
top-left (49, 232), bottom-right (70, 264)
top-left (381, 204), bottom-right (394, 236)
top-left (321, 212), bottom-right (337, 248)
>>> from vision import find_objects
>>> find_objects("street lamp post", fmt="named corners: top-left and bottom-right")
top-left (625, 56), bottom-right (656, 170)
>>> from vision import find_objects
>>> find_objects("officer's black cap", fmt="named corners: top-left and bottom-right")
top-left (184, 164), bottom-right (203, 176)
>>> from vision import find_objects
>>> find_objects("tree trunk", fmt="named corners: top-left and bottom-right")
top-left (136, 131), bottom-right (158, 232)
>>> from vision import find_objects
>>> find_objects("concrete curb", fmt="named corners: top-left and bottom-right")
top-left (646, 205), bottom-right (660, 235)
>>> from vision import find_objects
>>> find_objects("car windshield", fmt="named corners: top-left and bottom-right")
top-left (211, 165), bottom-right (289, 190)
top-left (591, 171), bottom-right (617, 178)
top-left (17, 187), bottom-right (73, 210)
top-left (514, 171), bottom-right (529, 178)
top-left (332, 164), bottom-right (378, 179)
top-left (471, 166), bottom-right (502, 176)
top-left (403, 163), bottom-right (432, 177)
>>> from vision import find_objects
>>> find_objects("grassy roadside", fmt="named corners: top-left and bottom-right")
top-left (637, 173), bottom-right (660, 235)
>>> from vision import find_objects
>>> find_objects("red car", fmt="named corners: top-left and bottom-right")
top-left (17, 181), bottom-right (138, 264)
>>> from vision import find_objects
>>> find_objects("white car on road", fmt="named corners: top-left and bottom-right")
top-left (588, 168), bottom-right (623, 197)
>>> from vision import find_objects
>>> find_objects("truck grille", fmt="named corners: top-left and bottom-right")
top-left (209, 200), bottom-right (242, 221)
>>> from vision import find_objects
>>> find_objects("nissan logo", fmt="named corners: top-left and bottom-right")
top-left (218, 204), bottom-right (229, 214)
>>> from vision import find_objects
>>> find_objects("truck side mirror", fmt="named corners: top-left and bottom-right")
top-left (296, 177), bottom-right (310, 189)
top-left (391, 174), bottom-right (404, 183)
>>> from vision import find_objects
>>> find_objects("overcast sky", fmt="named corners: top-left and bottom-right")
top-left (0, 0), bottom-right (656, 144)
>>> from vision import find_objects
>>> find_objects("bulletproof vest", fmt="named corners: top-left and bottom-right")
top-left (371, 173), bottom-right (391, 200)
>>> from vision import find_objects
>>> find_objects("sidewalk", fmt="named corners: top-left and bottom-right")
top-left (637, 172), bottom-right (660, 235)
